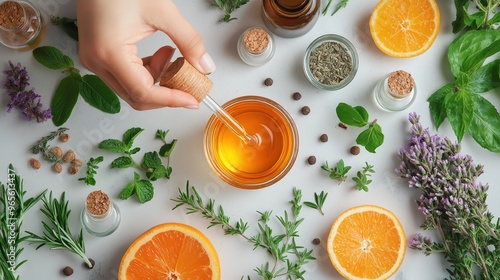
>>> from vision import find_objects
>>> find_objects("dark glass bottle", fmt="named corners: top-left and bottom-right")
top-left (262, 0), bottom-right (320, 38)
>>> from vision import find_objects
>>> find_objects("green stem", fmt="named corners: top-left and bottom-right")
top-left (460, 226), bottom-right (489, 278)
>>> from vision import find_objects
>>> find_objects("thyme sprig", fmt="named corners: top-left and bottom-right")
top-left (212, 0), bottom-right (250, 22)
top-left (26, 191), bottom-right (92, 268)
top-left (29, 127), bottom-right (69, 163)
top-left (303, 191), bottom-right (328, 215)
top-left (352, 162), bottom-right (375, 192)
top-left (78, 156), bottom-right (104, 186)
top-left (172, 183), bottom-right (315, 279)
top-left (321, 159), bottom-right (351, 184)
top-left (0, 165), bottom-right (46, 280)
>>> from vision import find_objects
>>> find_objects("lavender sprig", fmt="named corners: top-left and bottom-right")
top-left (2, 61), bottom-right (52, 122)
top-left (396, 112), bottom-right (500, 280)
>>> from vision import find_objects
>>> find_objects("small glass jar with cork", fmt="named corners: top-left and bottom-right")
top-left (374, 70), bottom-right (417, 111)
top-left (81, 190), bottom-right (121, 237)
top-left (237, 26), bottom-right (275, 66)
top-left (0, 0), bottom-right (45, 50)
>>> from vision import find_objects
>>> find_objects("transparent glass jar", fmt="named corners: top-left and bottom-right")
top-left (374, 72), bottom-right (417, 111)
top-left (204, 96), bottom-right (299, 189)
top-left (81, 192), bottom-right (121, 237)
top-left (262, 0), bottom-right (320, 38)
top-left (0, 1), bottom-right (45, 50)
top-left (304, 34), bottom-right (359, 91)
top-left (237, 26), bottom-right (275, 66)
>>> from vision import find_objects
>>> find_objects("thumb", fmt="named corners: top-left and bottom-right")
top-left (150, 1), bottom-right (216, 74)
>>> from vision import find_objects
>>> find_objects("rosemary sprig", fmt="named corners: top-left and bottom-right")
top-left (26, 191), bottom-right (92, 268)
top-left (172, 182), bottom-right (315, 279)
top-left (323, 0), bottom-right (350, 16)
top-left (303, 191), bottom-right (328, 215)
top-left (29, 127), bottom-right (69, 163)
top-left (0, 165), bottom-right (46, 280)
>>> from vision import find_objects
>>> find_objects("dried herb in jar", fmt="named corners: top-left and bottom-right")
top-left (309, 41), bottom-right (353, 85)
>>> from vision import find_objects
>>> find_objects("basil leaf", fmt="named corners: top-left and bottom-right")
top-left (468, 94), bottom-right (500, 152)
top-left (118, 181), bottom-right (136, 200)
top-left (464, 10), bottom-right (486, 31)
top-left (110, 156), bottom-right (133, 168)
top-left (50, 73), bottom-right (80, 126)
top-left (428, 84), bottom-right (454, 129)
top-left (448, 30), bottom-right (500, 76)
top-left (159, 139), bottom-right (177, 157)
top-left (465, 59), bottom-right (500, 93)
top-left (123, 127), bottom-right (144, 149)
top-left (336, 103), bottom-right (368, 127)
top-left (487, 11), bottom-right (500, 27)
top-left (80, 74), bottom-right (121, 114)
top-left (452, 0), bottom-right (469, 33)
top-left (444, 90), bottom-right (474, 142)
top-left (98, 139), bottom-right (125, 153)
top-left (356, 123), bottom-right (384, 153)
top-left (33, 46), bottom-right (74, 70)
top-left (136, 180), bottom-right (154, 203)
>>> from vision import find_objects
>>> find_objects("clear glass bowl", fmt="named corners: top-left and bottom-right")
top-left (204, 96), bottom-right (299, 189)
top-left (303, 34), bottom-right (359, 91)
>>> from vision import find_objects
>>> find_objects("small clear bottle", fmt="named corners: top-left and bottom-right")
top-left (374, 70), bottom-right (417, 112)
top-left (237, 27), bottom-right (275, 66)
top-left (81, 190), bottom-right (121, 237)
top-left (0, 1), bottom-right (45, 50)
top-left (261, 0), bottom-right (320, 38)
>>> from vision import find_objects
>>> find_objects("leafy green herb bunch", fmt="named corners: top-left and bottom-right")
top-left (396, 112), bottom-right (500, 279)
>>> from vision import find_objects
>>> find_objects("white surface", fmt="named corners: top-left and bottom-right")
top-left (0, 1), bottom-right (499, 279)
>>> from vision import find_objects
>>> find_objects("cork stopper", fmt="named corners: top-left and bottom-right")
top-left (159, 57), bottom-right (213, 102)
top-left (86, 190), bottom-right (111, 217)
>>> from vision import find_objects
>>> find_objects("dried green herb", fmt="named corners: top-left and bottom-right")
top-left (29, 128), bottom-right (69, 163)
top-left (309, 41), bottom-right (352, 85)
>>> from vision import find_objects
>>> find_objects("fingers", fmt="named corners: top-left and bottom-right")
top-left (142, 46), bottom-right (176, 82)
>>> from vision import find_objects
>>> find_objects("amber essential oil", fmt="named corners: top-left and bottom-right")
top-left (204, 96), bottom-right (298, 189)
top-left (262, 0), bottom-right (320, 38)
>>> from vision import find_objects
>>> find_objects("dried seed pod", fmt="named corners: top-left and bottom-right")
top-left (50, 146), bottom-right (63, 158)
top-left (68, 166), bottom-right (79, 175)
top-left (53, 162), bottom-right (63, 173)
top-left (62, 149), bottom-right (75, 163)
top-left (29, 158), bottom-right (41, 169)
top-left (72, 159), bottom-right (83, 167)
top-left (59, 133), bottom-right (70, 142)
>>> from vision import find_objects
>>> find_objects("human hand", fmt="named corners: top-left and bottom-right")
top-left (76, 0), bottom-right (216, 110)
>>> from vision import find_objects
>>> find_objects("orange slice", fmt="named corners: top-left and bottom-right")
top-left (118, 223), bottom-right (220, 280)
top-left (327, 205), bottom-right (406, 280)
top-left (369, 0), bottom-right (440, 58)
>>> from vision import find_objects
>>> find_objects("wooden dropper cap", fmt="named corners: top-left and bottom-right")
top-left (159, 57), bottom-right (213, 102)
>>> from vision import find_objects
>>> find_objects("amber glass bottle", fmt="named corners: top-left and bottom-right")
top-left (262, 0), bottom-right (320, 38)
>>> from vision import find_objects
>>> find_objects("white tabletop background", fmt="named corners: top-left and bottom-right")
top-left (0, 0), bottom-right (499, 279)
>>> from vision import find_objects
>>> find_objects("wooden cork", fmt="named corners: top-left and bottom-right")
top-left (159, 57), bottom-right (213, 102)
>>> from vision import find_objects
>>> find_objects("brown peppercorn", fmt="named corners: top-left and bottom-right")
top-left (307, 156), bottom-right (316, 165)
top-left (62, 266), bottom-right (73, 276)
top-left (59, 133), bottom-right (70, 142)
top-left (301, 106), bottom-right (311, 115)
top-left (68, 166), bottom-right (79, 175)
top-left (62, 149), bottom-right (75, 163)
top-left (350, 145), bottom-right (361, 155)
top-left (50, 146), bottom-right (63, 158)
top-left (53, 162), bottom-right (63, 173)
top-left (84, 258), bottom-right (95, 269)
top-left (29, 158), bottom-right (41, 169)
top-left (264, 78), bottom-right (273, 86)
top-left (312, 238), bottom-right (321, 245)
top-left (72, 159), bottom-right (83, 167)
top-left (338, 122), bottom-right (347, 130)
top-left (319, 134), bottom-right (328, 142)
top-left (292, 92), bottom-right (302, 100)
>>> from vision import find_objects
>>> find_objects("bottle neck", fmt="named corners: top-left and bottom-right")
top-left (273, 0), bottom-right (311, 16)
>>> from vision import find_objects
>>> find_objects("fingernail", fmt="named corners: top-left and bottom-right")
top-left (184, 104), bottom-right (199, 109)
top-left (199, 52), bottom-right (216, 74)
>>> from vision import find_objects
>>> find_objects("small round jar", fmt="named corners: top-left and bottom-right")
top-left (374, 70), bottom-right (417, 111)
top-left (81, 190), bottom-right (121, 237)
top-left (0, 1), bottom-right (45, 50)
top-left (204, 96), bottom-right (299, 189)
top-left (262, 0), bottom-right (320, 38)
top-left (237, 27), bottom-right (275, 66)
top-left (304, 34), bottom-right (358, 91)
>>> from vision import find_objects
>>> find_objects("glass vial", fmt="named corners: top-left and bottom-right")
top-left (262, 0), bottom-right (320, 38)
top-left (374, 70), bottom-right (417, 112)
top-left (81, 190), bottom-right (121, 237)
top-left (0, 1), bottom-right (45, 50)
top-left (237, 27), bottom-right (275, 66)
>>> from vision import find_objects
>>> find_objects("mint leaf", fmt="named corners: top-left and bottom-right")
top-left (51, 73), bottom-right (80, 126)
top-left (123, 127), bottom-right (144, 150)
top-left (428, 84), bottom-right (454, 129)
top-left (465, 59), bottom-right (500, 93)
top-left (156, 129), bottom-right (168, 141)
top-left (468, 94), bottom-right (500, 152)
top-left (142, 152), bottom-right (162, 169)
top-left (110, 156), bottom-right (133, 168)
top-left (336, 103), bottom-right (368, 127)
top-left (98, 139), bottom-right (125, 153)
top-left (445, 90), bottom-right (474, 142)
top-left (119, 180), bottom-right (136, 200)
top-left (80, 75), bottom-right (120, 114)
top-left (33, 46), bottom-right (74, 70)
top-left (129, 147), bottom-right (141, 155)
top-left (147, 165), bottom-right (166, 181)
top-left (451, 0), bottom-right (469, 33)
top-left (136, 180), bottom-right (154, 203)
top-left (159, 139), bottom-right (177, 157)
top-left (356, 123), bottom-right (384, 153)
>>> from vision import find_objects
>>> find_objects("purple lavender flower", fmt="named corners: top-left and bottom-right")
top-left (3, 61), bottom-right (52, 122)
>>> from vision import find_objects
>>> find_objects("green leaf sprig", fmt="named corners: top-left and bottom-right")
top-left (323, 0), bottom-right (350, 16)
top-left (212, 0), bottom-right (250, 22)
top-left (50, 16), bottom-right (78, 41)
top-left (336, 103), bottom-right (384, 153)
top-left (172, 183), bottom-right (316, 279)
top-left (78, 156), bottom-right (104, 186)
top-left (32, 46), bottom-right (120, 126)
top-left (26, 191), bottom-right (92, 268)
top-left (452, 0), bottom-right (500, 33)
top-left (428, 29), bottom-right (500, 152)
top-left (303, 191), bottom-right (328, 215)
top-left (0, 165), bottom-right (46, 280)
top-left (29, 127), bottom-right (69, 163)
top-left (321, 159), bottom-right (351, 184)
top-left (98, 128), bottom-right (177, 203)
top-left (352, 162), bottom-right (375, 192)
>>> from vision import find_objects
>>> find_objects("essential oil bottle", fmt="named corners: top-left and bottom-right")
top-left (261, 0), bottom-right (320, 38)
